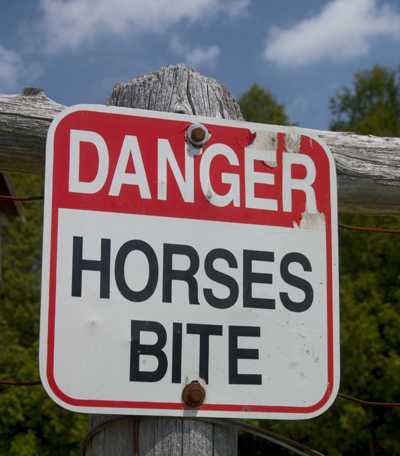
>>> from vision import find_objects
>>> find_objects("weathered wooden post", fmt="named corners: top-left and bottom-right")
top-left (82, 64), bottom-right (241, 456)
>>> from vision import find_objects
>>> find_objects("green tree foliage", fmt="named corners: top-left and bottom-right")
top-left (239, 71), bottom-right (400, 455)
top-left (0, 175), bottom-right (86, 455)
top-left (239, 83), bottom-right (290, 125)
top-left (326, 67), bottom-right (400, 455)
top-left (330, 65), bottom-right (400, 135)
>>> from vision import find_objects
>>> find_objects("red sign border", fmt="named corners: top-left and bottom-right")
top-left (40, 105), bottom-right (340, 418)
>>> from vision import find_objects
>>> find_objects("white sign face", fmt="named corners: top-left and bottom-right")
top-left (40, 105), bottom-right (339, 419)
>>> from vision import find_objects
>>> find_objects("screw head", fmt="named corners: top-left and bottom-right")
top-left (182, 381), bottom-right (206, 408)
top-left (186, 123), bottom-right (210, 148)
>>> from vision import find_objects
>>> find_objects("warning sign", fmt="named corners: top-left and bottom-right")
top-left (40, 105), bottom-right (340, 419)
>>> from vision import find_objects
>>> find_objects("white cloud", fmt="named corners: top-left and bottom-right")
top-left (186, 46), bottom-right (220, 68)
top-left (169, 36), bottom-right (220, 69)
top-left (264, 0), bottom-right (400, 66)
top-left (0, 46), bottom-right (22, 90)
top-left (0, 45), bottom-right (42, 91)
top-left (225, 0), bottom-right (250, 17)
top-left (39, 0), bottom-right (249, 52)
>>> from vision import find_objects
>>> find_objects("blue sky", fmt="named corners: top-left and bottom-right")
top-left (1, 0), bottom-right (400, 130)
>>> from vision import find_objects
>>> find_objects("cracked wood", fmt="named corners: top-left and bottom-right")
top-left (0, 64), bottom-right (399, 214)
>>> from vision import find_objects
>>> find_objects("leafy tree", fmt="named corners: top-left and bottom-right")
top-left (239, 71), bottom-right (400, 455)
top-left (0, 174), bottom-right (87, 455)
top-left (330, 65), bottom-right (400, 135)
top-left (239, 83), bottom-right (290, 125)
top-left (326, 67), bottom-right (400, 455)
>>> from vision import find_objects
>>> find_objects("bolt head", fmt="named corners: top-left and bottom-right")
top-left (182, 381), bottom-right (206, 408)
top-left (191, 127), bottom-right (206, 143)
top-left (186, 123), bottom-right (210, 148)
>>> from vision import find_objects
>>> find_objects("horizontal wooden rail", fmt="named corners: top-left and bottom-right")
top-left (0, 84), bottom-right (399, 215)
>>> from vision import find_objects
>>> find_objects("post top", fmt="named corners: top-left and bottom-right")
top-left (107, 64), bottom-right (243, 120)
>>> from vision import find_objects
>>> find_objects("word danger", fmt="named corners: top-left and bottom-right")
top-left (68, 129), bottom-right (318, 212)
top-left (71, 236), bottom-right (314, 384)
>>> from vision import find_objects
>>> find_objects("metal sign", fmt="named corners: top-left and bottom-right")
top-left (40, 105), bottom-right (339, 419)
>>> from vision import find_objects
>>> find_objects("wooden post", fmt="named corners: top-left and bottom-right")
top-left (84, 64), bottom-right (241, 456)
top-left (87, 415), bottom-right (237, 456)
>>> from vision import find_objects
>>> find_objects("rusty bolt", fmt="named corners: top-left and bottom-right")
top-left (191, 127), bottom-right (206, 143)
top-left (182, 381), bottom-right (206, 408)
top-left (186, 123), bottom-right (210, 148)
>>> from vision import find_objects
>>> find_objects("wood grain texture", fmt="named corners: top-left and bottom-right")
top-left (139, 418), bottom-right (183, 456)
top-left (107, 64), bottom-right (243, 120)
top-left (319, 130), bottom-right (400, 214)
top-left (86, 415), bottom-right (139, 456)
top-left (86, 417), bottom-right (237, 456)
top-left (0, 65), bottom-right (399, 213)
top-left (0, 89), bottom-right (64, 174)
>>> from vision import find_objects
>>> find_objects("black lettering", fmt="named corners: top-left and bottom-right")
top-left (172, 322), bottom-right (182, 383)
top-left (115, 240), bottom-right (158, 302)
top-left (186, 323), bottom-right (223, 383)
top-left (243, 250), bottom-right (275, 309)
top-left (130, 320), bottom-right (167, 382)
top-left (163, 244), bottom-right (199, 304)
top-left (204, 248), bottom-right (238, 309)
top-left (229, 326), bottom-right (261, 385)
top-left (71, 236), bottom-right (110, 299)
top-left (280, 252), bottom-right (313, 312)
